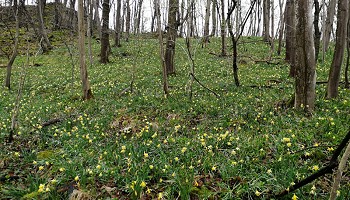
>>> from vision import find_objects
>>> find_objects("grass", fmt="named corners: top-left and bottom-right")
top-left (1, 33), bottom-right (350, 200)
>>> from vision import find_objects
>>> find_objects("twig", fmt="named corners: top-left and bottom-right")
top-left (189, 73), bottom-right (220, 98)
top-left (270, 129), bottom-right (350, 199)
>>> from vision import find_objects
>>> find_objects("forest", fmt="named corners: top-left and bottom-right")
top-left (0, 0), bottom-right (350, 199)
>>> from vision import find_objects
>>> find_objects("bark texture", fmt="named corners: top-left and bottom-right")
top-left (100, 0), bottom-right (110, 63)
top-left (294, 0), bottom-right (316, 113)
top-left (323, 0), bottom-right (337, 52)
top-left (285, 0), bottom-right (296, 77)
top-left (165, 0), bottom-right (179, 75)
top-left (326, 0), bottom-right (349, 98)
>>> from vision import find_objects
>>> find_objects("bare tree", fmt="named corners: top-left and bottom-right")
top-left (37, 0), bottom-right (52, 52)
top-left (203, 0), bottom-right (211, 46)
top-left (220, 0), bottom-right (226, 56)
top-left (165, 0), bottom-right (179, 75)
top-left (93, 0), bottom-right (102, 38)
top-left (262, 0), bottom-right (270, 42)
top-left (155, 0), bottom-right (168, 94)
top-left (125, 0), bottom-right (131, 41)
top-left (285, 0), bottom-right (296, 77)
top-left (4, 0), bottom-right (19, 89)
top-left (294, 0), bottom-right (316, 113)
top-left (115, 0), bottom-right (122, 47)
top-left (323, 0), bottom-right (336, 52)
top-left (313, 0), bottom-right (321, 61)
top-left (277, 0), bottom-right (285, 55)
top-left (78, 0), bottom-right (93, 100)
top-left (211, 0), bottom-right (217, 36)
top-left (326, 0), bottom-right (349, 98)
top-left (100, 0), bottom-right (110, 63)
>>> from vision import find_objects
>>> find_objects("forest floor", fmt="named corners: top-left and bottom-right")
top-left (1, 35), bottom-right (350, 199)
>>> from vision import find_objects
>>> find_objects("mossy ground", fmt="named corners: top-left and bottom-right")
top-left (1, 34), bottom-right (350, 199)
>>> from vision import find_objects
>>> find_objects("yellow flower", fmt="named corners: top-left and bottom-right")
top-left (158, 192), bottom-right (163, 199)
top-left (211, 166), bottom-right (216, 171)
top-left (38, 166), bottom-right (44, 171)
top-left (149, 165), bottom-right (154, 169)
top-left (74, 176), bottom-right (79, 181)
top-left (287, 143), bottom-right (292, 147)
top-left (282, 138), bottom-right (291, 143)
top-left (33, 161), bottom-right (37, 165)
top-left (51, 179), bottom-right (57, 185)
top-left (267, 169), bottom-right (272, 174)
top-left (174, 157), bottom-right (179, 161)
top-left (140, 181), bottom-right (146, 188)
top-left (144, 152), bottom-right (149, 158)
top-left (292, 193), bottom-right (298, 200)
top-left (96, 165), bottom-right (102, 170)
top-left (255, 190), bottom-right (261, 196)
top-left (181, 147), bottom-right (187, 153)
top-left (312, 165), bottom-right (319, 171)
top-left (59, 167), bottom-right (65, 172)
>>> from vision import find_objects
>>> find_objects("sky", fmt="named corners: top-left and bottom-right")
top-left (0, 0), bottom-right (288, 37)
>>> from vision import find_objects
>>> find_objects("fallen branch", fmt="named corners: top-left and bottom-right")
top-left (41, 118), bottom-right (63, 128)
top-left (190, 73), bottom-right (220, 98)
top-left (270, 129), bottom-right (350, 199)
top-left (254, 60), bottom-right (281, 65)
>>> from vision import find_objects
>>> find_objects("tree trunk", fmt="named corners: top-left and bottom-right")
top-left (326, 0), bottom-right (349, 98)
top-left (203, 0), bottom-right (211, 46)
top-left (220, 0), bottom-right (226, 56)
top-left (87, 0), bottom-right (93, 66)
top-left (37, 0), bottom-right (52, 52)
top-left (165, 0), bottom-right (179, 75)
top-left (100, 0), bottom-right (110, 63)
top-left (323, 0), bottom-right (337, 52)
top-left (263, 0), bottom-right (270, 42)
top-left (345, 11), bottom-right (350, 89)
top-left (78, 0), bottom-right (93, 100)
top-left (93, 0), bottom-right (101, 38)
top-left (313, 0), bottom-right (321, 62)
top-left (155, 0), bottom-right (169, 94)
top-left (115, 0), bottom-right (121, 47)
top-left (5, 0), bottom-right (19, 90)
top-left (294, 0), bottom-right (316, 113)
top-left (135, 0), bottom-right (143, 34)
top-left (277, 0), bottom-right (285, 55)
top-left (285, 0), bottom-right (296, 77)
top-left (211, 0), bottom-right (217, 36)
top-left (125, 0), bottom-right (131, 41)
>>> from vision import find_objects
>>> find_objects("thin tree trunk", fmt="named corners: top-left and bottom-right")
top-left (78, 0), bottom-right (93, 100)
top-left (125, 0), bottom-right (131, 41)
top-left (93, 0), bottom-right (102, 38)
top-left (345, 11), bottom-right (350, 89)
top-left (326, 0), bottom-right (349, 98)
top-left (100, 0), bottom-right (110, 63)
top-left (87, 0), bottom-right (93, 66)
top-left (277, 0), bottom-right (285, 55)
top-left (135, 0), bottom-right (143, 34)
top-left (203, 0), bottom-right (211, 46)
top-left (294, 0), bottom-right (316, 113)
top-left (220, 0), bottom-right (226, 56)
top-left (314, 0), bottom-right (321, 62)
top-left (115, 0), bottom-right (121, 46)
top-left (211, 0), bottom-right (217, 36)
top-left (323, 0), bottom-right (337, 52)
top-left (5, 0), bottom-right (19, 89)
top-left (263, 0), bottom-right (270, 42)
top-left (155, 0), bottom-right (168, 94)
top-left (285, 0), bottom-right (296, 77)
top-left (37, 0), bottom-right (52, 52)
top-left (165, 0), bottom-right (179, 75)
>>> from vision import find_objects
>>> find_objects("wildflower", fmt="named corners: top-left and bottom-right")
top-left (292, 193), bottom-right (298, 200)
top-left (96, 165), bottom-right (102, 170)
top-left (158, 192), bottom-right (163, 199)
top-left (255, 190), bottom-right (261, 196)
top-left (38, 184), bottom-right (45, 193)
top-left (51, 179), bottom-right (57, 185)
top-left (14, 152), bottom-right (20, 157)
top-left (211, 166), bottom-right (216, 171)
top-left (74, 176), bottom-right (79, 181)
top-left (38, 166), bottom-right (44, 171)
top-left (149, 165), bottom-right (154, 169)
top-left (181, 147), bottom-right (187, 153)
top-left (140, 181), bottom-right (146, 188)
top-left (312, 165), bottom-right (319, 171)
top-left (144, 152), bottom-right (149, 158)
top-left (33, 160), bottom-right (37, 165)
top-left (59, 167), bottom-right (65, 172)
top-left (146, 188), bottom-right (151, 194)
top-left (174, 157), bottom-right (179, 161)
top-left (267, 169), bottom-right (272, 174)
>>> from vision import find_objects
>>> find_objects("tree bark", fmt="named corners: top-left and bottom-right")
top-left (211, 0), bottom-right (217, 36)
top-left (37, 0), bottom-right (52, 52)
top-left (263, 0), bottom-right (270, 42)
top-left (323, 0), bottom-right (337, 52)
top-left (165, 0), bottom-right (179, 75)
top-left (87, 0), bottom-right (93, 66)
top-left (155, 0), bottom-right (169, 94)
top-left (203, 0), bottom-right (211, 46)
top-left (220, 0), bottom-right (226, 56)
top-left (100, 0), bottom-right (110, 63)
top-left (5, 0), bottom-right (19, 90)
top-left (277, 0), bottom-right (285, 55)
top-left (125, 0), bottom-right (131, 41)
top-left (115, 0), bottom-right (121, 47)
top-left (93, 0), bottom-right (102, 38)
top-left (313, 0), bottom-right (321, 62)
top-left (78, 0), bottom-right (93, 100)
top-left (345, 11), bottom-right (350, 89)
top-left (285, 0), bottom-right (296, 77)
top-left (294, 0), bottom-right (316, 113)
top-left (326, 0), bottom-right (349, 98)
